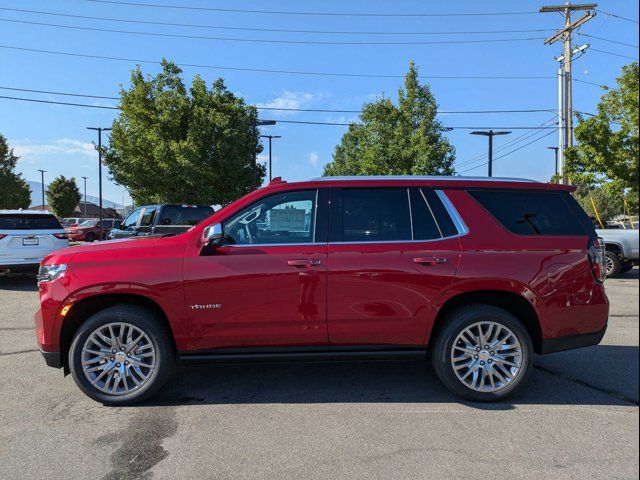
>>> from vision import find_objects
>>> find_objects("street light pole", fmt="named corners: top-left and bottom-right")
top-left (470, 130), bottom-right (512, 177)
top-left (37, 169), bottom-right (46, 210)
top-left (86, 127), bottom-right (111, 240)
top-left (251, 120), bottom-right (276, 190)
top-left (260, 135), bottom-right (282, 181)
top-left (547, 147), bottom-right (560, 179)
top-left (81, 176), bottom-right (88, 217)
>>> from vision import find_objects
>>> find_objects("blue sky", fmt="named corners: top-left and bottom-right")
top-left (0, 0), bottom-right (638, 205)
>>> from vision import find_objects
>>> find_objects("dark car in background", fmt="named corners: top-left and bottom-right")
top-left (107, 204), bottom-right (214, 239)
top-left (66, 218), bottom-right (122, 242)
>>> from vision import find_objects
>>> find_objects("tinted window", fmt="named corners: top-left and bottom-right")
top-left (159, 205), bottom-right (214, 226)
top-left (140, 207), bottom-right (157, 227)
top-left (422, 189), bottom-right (458, 237)
top-left (409, 189), bottom-right (441, 240)
top-left (469, 190), bottom-right (586, 236)
top-left (223, 190), bottom-right (316, 245)
top-left (121, 208), bottom-right (141, 229)
top-left (0, 214), bottom-right (62, 230)
top-left (339, 188), bottom-right (411, 242)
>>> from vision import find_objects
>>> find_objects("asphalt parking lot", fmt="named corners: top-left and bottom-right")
top-left (0, 271), bottom-right (638, 480)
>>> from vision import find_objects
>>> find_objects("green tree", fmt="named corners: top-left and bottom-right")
top-left (0, 134), bottom-right (31, 209)
top-left (565, 62), bottom-right (639, 197)
top-left (46, 175), bottom-right (81, 217)
top-left (324, 62), bottom-right (455, 176)
top-left (104, 60), bottom-right (264, 206)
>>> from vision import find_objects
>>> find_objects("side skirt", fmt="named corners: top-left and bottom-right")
top-left (179, 345), bottom-right (428, 365)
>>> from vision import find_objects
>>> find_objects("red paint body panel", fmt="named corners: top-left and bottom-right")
top-left (34, 177), bottom-right (608, 359)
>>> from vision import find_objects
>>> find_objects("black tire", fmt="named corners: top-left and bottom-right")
top-left (69, 305), bottom-right (174, 405)
top-left (85, 232), bottom-right (96, 243)
top-left (605, 251), bottom-right (622, 278)
top-left (431, 304), bottom-right (534, 402)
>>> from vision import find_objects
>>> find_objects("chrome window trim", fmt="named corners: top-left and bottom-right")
top-left (436, 190), bottom-right (469, 236)
top-left (312, 189), bottom-right (318, 243)
top-left (419, 188), bottom-right (444, 238)
top-left (224, 235), bottom-right (464, 248)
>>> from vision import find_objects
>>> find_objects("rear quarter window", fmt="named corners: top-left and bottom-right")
top-left (468, 189), bottom-right (589, 236)
top-left (0, 214), bottom-right (62, 230)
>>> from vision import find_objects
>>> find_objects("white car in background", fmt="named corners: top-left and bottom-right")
top-left (0, 210), bottom-right (69, 275)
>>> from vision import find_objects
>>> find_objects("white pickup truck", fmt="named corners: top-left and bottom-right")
top-left (596, 228), bottom-right (640, 277)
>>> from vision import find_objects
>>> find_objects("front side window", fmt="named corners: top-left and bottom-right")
top-left (223, 190), bottom-right (317, 245)
top-left (140, 207), bottom-right (158, 227)
top-left (338, 188), bottom-right (412, 242)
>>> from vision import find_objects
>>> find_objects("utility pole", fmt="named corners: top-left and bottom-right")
top-left (470, 130), bottom-right (511, 177)
top-left (547, 147), bottom-right (560, 179)
top-left (86, 127), bottom-right (111, 240)
top-left (541, 3), bottom-right (597, 184)
top-left (251, 120), bottom-right (276, 189)
top-left (37, 169), bottom-right (46, 210)
top-left (81, 176), bottom-right (88, 217)
top-left (260, 135), bottom-right (282, 181)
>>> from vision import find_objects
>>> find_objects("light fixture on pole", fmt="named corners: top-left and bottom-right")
top-left (251, 120), bottom-right (276, 189)
top-left (470, 130), bottom-right (511, 177)
top-left (37, 169), bottom-right (46, 210)
top-left (259, 135), bottom-right (282, 181)
top-left (86, 127), bottom-right (111, 240)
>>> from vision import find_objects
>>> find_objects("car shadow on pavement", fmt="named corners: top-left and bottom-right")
top-left (142, 344), bottom-right (639, 410)
top-left (616, 267), bottom-right (639, 280)
top-left (0, 274), bottom-right (38, 292)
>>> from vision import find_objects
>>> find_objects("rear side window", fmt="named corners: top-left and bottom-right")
top-left (159, 205), bottom-right (214, 226)
top-left (0, 214), bottom-right (62, 230)
top-left (468, 190), bottom-right (587, 236)
top-left (420, 189), bottom-right (458, 238)
top-left (337, 188), bottom-right (411, 242)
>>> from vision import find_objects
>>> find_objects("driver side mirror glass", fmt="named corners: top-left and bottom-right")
top-left (203, 223), bottom-right (223, 248)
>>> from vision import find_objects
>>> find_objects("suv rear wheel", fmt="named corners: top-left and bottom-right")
top-left (69, 305), bottom-right (174, 405)
top-left (432, 304), bottom-right (533, 402)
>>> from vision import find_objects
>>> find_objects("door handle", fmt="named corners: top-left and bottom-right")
top-left (413, 257), bottom-right (447, 266)
top-left (287, 259), bottom-right (321, 267)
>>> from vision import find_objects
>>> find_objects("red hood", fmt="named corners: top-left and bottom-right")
top-left (42, 236), bottom-right (163, 265)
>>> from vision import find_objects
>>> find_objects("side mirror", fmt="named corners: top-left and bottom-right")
top-left (203, 223), bottom-right (223, 248)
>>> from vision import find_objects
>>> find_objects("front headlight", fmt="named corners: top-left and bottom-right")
top-left (37, 264), bottom-right (67, 284)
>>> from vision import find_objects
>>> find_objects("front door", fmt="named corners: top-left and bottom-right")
top-left (183, 189), bottom-right (329, 351)
top-left (327, 187), bottom-right (461, 346)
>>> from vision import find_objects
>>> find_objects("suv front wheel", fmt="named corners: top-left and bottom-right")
top-left (432, 304), bottom-right (533, 402)
top-left (69, 305), bottom-right (174, 405)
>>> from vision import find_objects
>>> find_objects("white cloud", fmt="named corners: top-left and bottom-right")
top-left (256, 91), bottom-right (318, 116)
top-left (12, 138), bottom-right (96, 159)
top-left (308, 152), bottom-right (319, 167)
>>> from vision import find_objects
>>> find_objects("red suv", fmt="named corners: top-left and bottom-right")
top-left (35, 176), bottom-right (609, 405)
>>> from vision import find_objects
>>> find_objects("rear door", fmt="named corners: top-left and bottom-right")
top-left (326, 187), bottom-right (462, 346)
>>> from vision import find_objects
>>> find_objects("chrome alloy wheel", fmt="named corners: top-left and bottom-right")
top-left (81, 322), bottom-right (156, 395)
top-left (450, 321), bottom-right (523, 393)
top-left (604, 255), bottom-right (615, 276)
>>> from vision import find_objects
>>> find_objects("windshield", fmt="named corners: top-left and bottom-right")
top-left (0, 214), bottom-right (62, 230)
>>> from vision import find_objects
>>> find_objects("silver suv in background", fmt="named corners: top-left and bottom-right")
top-left (0, 210), bottom-right (69, 275)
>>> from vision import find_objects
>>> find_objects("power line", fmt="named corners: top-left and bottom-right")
top-left (84, 0), bottom-right (540, 18)
top-left (0, 94), bottom-right (560, 130)
top-left (595, 9), bottom-right (640, 25)
top-left (0, 7), bottom-right (556, 36)
top-left (577, 33), bottom-right (639, 48)
top-left (0, 86), bottom-right (560, 114)
top-left (590, 48), bottom-right (640, 60)
top-left (0, 18), bottom-right (546, 46)
top-left (0, 44), bottom-right (557, 80)
top-left (459, 129), bottom-right (556, 173)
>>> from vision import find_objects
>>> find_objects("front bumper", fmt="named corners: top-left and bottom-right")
top-left (539, 323), bottom-right (608, 354)
top-left (41, 350), bottom-right (62, 368)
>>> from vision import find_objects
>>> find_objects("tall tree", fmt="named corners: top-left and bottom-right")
top-left (0, 134), bottom-right (31, 209)
top-left (565, 62), bottom-right (639, 195)
top-left (324, 62), bottom-right (455, 176)
top-left (103, 60), bottom-right (264, 206)
top-left (46, 175), bottom-right (81, 217)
